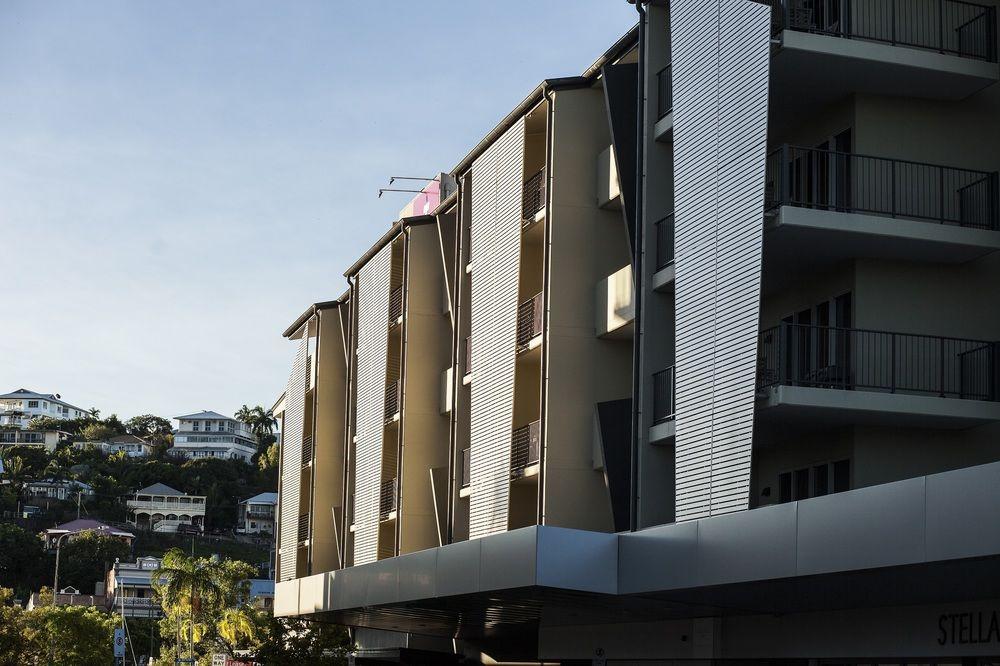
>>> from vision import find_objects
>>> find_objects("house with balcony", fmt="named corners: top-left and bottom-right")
top-left (127, 483), bottom-right (206, 533)
top-left (270, 1), bottom-right (1000, 663)
top-left (237, 492), bottom-right (277, 535)
top-left (23, 478), bottom-right (94, 502)
top-left (0, 428), bottom-right (67, 453)
top-left (105, 556), bottom-right (164, 618)
top-left (73, 433), bottom-right (154, 458)
top-left (0, 388), bottom-right (92, 429)
top-left (169, 411), bottom-right (257, 462)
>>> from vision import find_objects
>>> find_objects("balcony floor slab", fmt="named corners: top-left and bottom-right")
top-left (757, 384), bottom-right (1000, 429)
top-left (763, 205), bottom-right (1000, 292)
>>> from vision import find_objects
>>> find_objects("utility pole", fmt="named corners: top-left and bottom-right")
top-left (76, 490), bottom-right (81, 520)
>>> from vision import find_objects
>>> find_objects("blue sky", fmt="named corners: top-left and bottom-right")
top-left (0, 1), bottom-right (636, 421)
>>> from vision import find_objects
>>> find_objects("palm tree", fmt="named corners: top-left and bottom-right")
top-left (1, 453), bottom-right (29, 498)
top-left (153, 549), bottom-right (226, 661)
top-left (217, 607), bottom-right (257, 649)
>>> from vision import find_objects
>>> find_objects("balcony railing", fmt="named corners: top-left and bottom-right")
top-left (522, 169), bottom-right (546, 224)
top-left (510, 420), bottom-right (541, 476)
top-left (460, 447), bottom-right (471, 489)
top-left (517, 293), bottom-right (543, 349)
top-left (379, 478), bottom-right (398, 520)
top-left (653, 367), bottom-right (677, 423)
top-left (766, 145), bottom-right (999, 230)
top-left (384, 380), bottom-right (400, 423)
top-left (296, 513), bottom-right (309, 543)
top-left (656, 214), bottom-right (675, 270)
top-left (464, 336), bottom-right (472, 375)
top-left (765, 0), bottom-right (997, 62)
top-left (388, 285), bottom-right (403, 325)
top-left (758, 323), bottom-right (998, 401)
top-left (301, 435), bottom-right (313, 467)
top-left (657, 64), bottom-right (673, 119)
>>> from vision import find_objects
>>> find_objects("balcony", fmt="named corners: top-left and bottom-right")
top-left (384, 380), bottom-right (400, 424)
top-left (464, 336), bottom-right (472, 378)
top-left (296, 513), bottom-right (309, 543)
top-left (522, 169), bottom-right (546, 228)
top-left (388, 285), bottom-right (403, 327)
top-left (652, 213), bottom-right (675, 292)
top-left (460, 447), bottom-right (472, 497)
top-left (650, 367), bottom-right (677, 444)
top-left (654, 64), bottom-right (673, 141)
top-left (763, 146), bottom-right (1000, 285)
top-left (596, 264), bottom-right (634, 339)
top-left (766, 1), bottom-right (999, 129)
top-left (516, 292), bottom-right (543, 351)
top-left (510, 420), bottom-right (541, 479)
top-left (379, 478), bottom-right (398, 521)
top-left (756, 323), bottom-right (1000, 428)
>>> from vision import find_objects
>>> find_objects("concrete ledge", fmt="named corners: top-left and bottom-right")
top-left (648, 419), bottom-right (676, 444)
top-left (653, 112), bottom-right (673, 143)
top-left (651, 264), bottom-right (675, 293)
top-left (758, 384), bottom-right (1000, 428)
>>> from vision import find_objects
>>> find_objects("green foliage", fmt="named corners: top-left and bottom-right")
top-left (0, 524), bottom-right (50, 599)
top-left (125, 415), bottom-right (173, 444)
top-left (250, 615), bottom-right (351, 665)
top-left (258, 441), bottom-right (279, 472)
top-left (0, 587), bottom-right (118, 666)
top-left (79, 422), bottom-right (117, 443)
top-left (57, 531), bottom-right (131, 593)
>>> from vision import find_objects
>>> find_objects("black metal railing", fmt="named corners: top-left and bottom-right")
top-left (296, 513), bottom-right (309, 543)
top-left (657, 64), bottom-right (673, 119)
top-left (757, 323), bottom-right (998, 400)
top-left (517, 293), bottom-right (544, 349)
top-left (765, 145), bottom-right (999, 230)
top-left (388, 285), bottom-right (403, 325)
top-left (460, 447), bottom-right (471, 488)
top-left (379, 478), bottom-right (397, 520)
top-left (301, 435), bottom-right (313, 467)
top-left (766, 0), bottom-right (997, 62)
top-left (656, 214), bottom-right (675, 270)
top-left (384, 379), bottom-right (400, 423)
top-left (653, 367), bottom-right (677, 423)
top-left (464, 336), bottom-right (472, 374)
top-left (510, 420), bottom-right (541, 476)
top-left (522, 169), bottom-right (546, 224)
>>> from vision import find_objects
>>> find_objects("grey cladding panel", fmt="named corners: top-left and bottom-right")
top-left (278, 334), bottom-right (308, 582)
top-left (672, 0), bottom-right (770, 522)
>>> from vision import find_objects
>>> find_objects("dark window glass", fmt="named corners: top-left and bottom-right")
top-left (813, 464), bottom-right (829, 496)
top-left (794, 468), bottom-right (810, 500)
top-left (778, 472), bottom-right (792, 504)
top-left (833, 459), bottom-right (850, 493)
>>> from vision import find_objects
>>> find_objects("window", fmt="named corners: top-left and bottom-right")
top-left (193, 422), bottom-right (200, 432)
top-left (28, 401), bottom-right (38, 408)
top-left (778, 459), bottom-right (850, 504)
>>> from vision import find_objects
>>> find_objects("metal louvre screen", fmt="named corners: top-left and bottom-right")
top-left (468, 117), bottom-right (525, 539)
top-left (278, 334), bottom-right (308, 582)
top-left (672, 0), bottom-right (770, 521)
top-left (352, 245), bottom-right (392, 565)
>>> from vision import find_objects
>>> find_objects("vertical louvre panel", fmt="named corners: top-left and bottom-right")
top-left (352, 245), bottom-right (392, 565)
top-left (278, 334), bottom-right (308, 582)
top-left (672, 0), bottom-right (770, 522)
top-left (468, 117), bottom-right (525, 539)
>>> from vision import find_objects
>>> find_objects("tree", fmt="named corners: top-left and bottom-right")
top-left (250, 615), bottom-right (351, 665)
top-left (26, 416), bottom-right (64, 432)
top-left (0, 525), bottom-right (48, 600)
top-left (153, 549), bottom-right (257, 663)
top-left (57, 531), bottom-right (131, 593)
top-left (0, 588), bottom-right (29, 666)
top-left (20, 601), bottom-right (118, 665)
top-left (125, 415), bottom-right (173, 444)
top-left (258, 442), bottom-right (279, 473)
top-left (79, 422), bottom-right (116, 443)
top-left (236, 405), bottom-right (278, 449)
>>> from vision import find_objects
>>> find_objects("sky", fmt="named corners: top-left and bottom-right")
top-left (0, 1), bottom-right (636, 422)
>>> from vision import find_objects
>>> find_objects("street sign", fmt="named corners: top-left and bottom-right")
top-left (113, 627), bottom-right (126, 657)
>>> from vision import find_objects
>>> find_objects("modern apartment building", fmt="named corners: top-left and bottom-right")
top-left (272, 1), bottom-right (1000, 662)
top-left (0, 388), bottom-right (91, 428)
top-left (170, 410), bottom-right (257, 462)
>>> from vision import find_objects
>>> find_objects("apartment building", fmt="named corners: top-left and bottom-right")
top-left (0, 388), bottom-right (91, 428)
top-left (127, 483), bottom-right (206, 533)
top-left (170, 410), bottom-right (257, 462)
top-left (273, 1), bottom-right (1000, 662)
